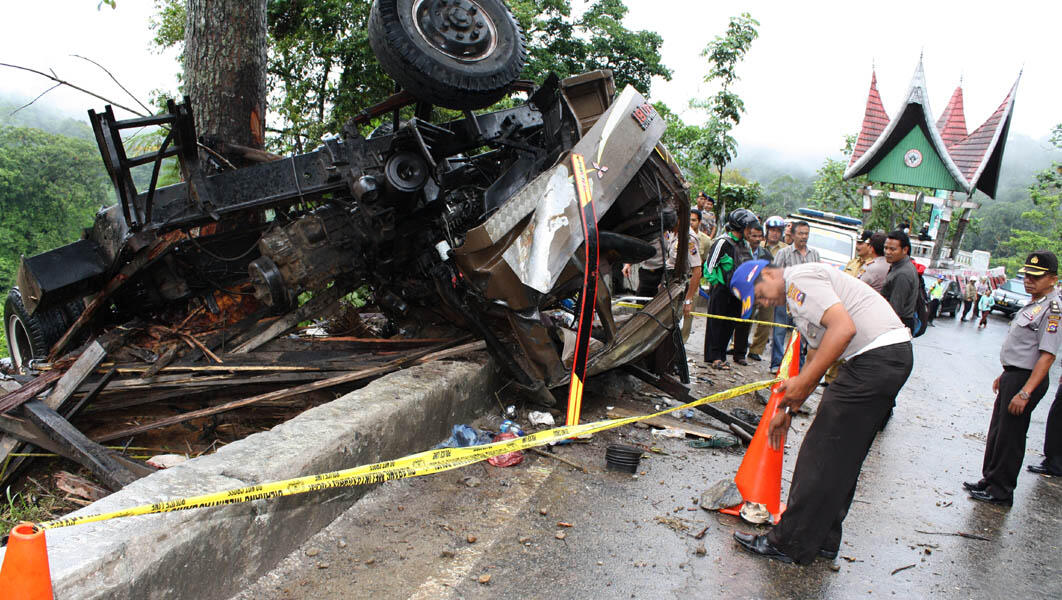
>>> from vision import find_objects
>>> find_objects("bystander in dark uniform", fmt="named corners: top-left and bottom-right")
top-left (965, 251), bottom-right (1062, 505)
top-left (882, 230), bottom-right (919, 332)
top-left (1028, 381), bottom-right (1062, 477)
top-left (630, 208), bottom-right (678, 297)
top-left (703, 209), bottom-right (759, 370)
top-left (729, 260), bottom-right (913, 564)
top-left (673, 215), bottom-right (703, 343)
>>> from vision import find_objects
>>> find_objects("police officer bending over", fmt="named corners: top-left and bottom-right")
top-left (728, 259), bottom-right (913, 564)
top-left (965, 251), bottom-right (1062, 505)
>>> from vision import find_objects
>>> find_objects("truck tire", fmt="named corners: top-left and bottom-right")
top-left (3, 287), bottom-right (78, 371)
top-left (368, 0), bottom-right (526, 110)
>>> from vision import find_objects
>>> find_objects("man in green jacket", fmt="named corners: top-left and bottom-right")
top-left (703, 208), bottom-right (759, 370)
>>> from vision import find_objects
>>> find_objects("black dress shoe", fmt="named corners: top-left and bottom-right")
top-left (1027, 463), bottom-right (1062, 476)
top-left (733, 532), bottom-right (795, 564)
top-left (748, 353), bottom-right (763, 361)
top-left (968, 489), bottom-right (1012, 506)
top-left (818, 548), bottom-right (838, 560)
top-left (962, 480), bottom-right (988, 492)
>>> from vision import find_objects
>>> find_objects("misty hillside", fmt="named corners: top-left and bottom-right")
top-left (0, 96), bottom-right (95, 141)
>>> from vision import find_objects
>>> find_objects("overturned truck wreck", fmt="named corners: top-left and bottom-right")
top-left (5, 0), bottom-right (751, 440)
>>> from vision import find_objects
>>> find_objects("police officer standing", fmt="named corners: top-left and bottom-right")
top-left (965, 251), bottom-right (1062, 505)
top-left (1028, 385), bottom-right (1062, 477)
top-left (703, 209), bottom-right (759, 370)
top-left (728, 259), bottom-right (913, 564)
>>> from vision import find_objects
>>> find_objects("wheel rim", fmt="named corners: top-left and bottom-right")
top-left (411, 0), bottom-right (499, 62)
top-left (5, 313), bottom-right (33, 370)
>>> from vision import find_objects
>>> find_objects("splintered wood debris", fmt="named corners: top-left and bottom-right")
top-left (0, 300), bottom-right (486, 495)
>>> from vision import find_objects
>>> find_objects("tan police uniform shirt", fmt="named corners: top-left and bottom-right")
top-left (641, 231), bottom-right (673, 270)
top-left (667, 228), bottom-right (702, 272)
top-left (783, 263), bottom-right (910, 360)
top-left (843, 256), bottom-right (867, 278)
top-left (999, 290), bottom-right (1062, 369)
top-left (859, 256), bottom-right (890, 293)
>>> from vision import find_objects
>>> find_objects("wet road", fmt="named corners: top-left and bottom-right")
top-left (234, 310), bottom-right (1061, 599)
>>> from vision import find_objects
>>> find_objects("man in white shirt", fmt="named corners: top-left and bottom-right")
top-left (768, 221), bottom-right (820, 371)
top-left (728, 259), bottom-right (913, 565)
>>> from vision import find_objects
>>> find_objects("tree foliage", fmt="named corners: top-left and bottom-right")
top-left (693, 12), bottom-right (758, 217)
top-left (151, 0), bottom-right (670, 153)
top-left (994, 124), bottom-right (1062, 274)
top-left (511, 0), bottom-right (670, 92)
top-left (655, 102), bottom-right (761, 213)
top-left (0, 127), bottom-right (112, 357)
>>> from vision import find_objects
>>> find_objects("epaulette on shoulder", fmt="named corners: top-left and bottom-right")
top-left (1051, 299), bottom-right (1061, 314)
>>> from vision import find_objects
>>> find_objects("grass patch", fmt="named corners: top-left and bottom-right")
top-left (1, 486), bottom-right (64, 532)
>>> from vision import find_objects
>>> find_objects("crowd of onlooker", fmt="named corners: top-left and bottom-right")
top-left (622, 192), bottom-right (1006, 372)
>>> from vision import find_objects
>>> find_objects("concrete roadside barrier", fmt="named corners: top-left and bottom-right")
top-left (4, 359), bottom-right (498, 600)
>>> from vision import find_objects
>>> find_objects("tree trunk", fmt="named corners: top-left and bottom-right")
top-left (715, 165), bottom-right (725, 222)
top-left (184, 0), bottom-right (268, 170)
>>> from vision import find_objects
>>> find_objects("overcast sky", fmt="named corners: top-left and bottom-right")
top-left (1, 1), bottom-right (1058, 161)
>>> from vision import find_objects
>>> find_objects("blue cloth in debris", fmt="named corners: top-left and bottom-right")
top-left (433, 424), bottom-right (495, 449)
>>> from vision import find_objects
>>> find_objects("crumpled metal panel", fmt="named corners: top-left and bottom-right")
top-left (500, 166), bottom-right (580, 293)
top-left (480, 86), bottom-right (666, 294)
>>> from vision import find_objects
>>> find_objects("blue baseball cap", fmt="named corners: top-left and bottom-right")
top-left (731, 260), bottom-right (770, 319)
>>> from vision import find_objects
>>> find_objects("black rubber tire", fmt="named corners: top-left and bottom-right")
top-left (368, 0), bottom-right (526, 110)
top-left (3, 287), bottom-right (78, 371)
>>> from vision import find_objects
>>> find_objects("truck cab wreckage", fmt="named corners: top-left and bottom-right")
top-left (3, 0), bottom-right (756, 490)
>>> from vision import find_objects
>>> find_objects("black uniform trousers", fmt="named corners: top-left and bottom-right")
top-left (767, 341), bottom-right (913, 564)
top-left (731, 322), bottom-right (751, 360)
top-left (704, 285), bottom-right (742, 363)
top-left (961, 299), bottom-right (974, 320)
top-left (1041, 386), bottom-right (1062, 473)
top-left (637, 267), bottom-right (663, 298)
top-left (981, 366), bottom-right (1049, 498)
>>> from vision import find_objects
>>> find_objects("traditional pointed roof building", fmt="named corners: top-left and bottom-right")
top-left (948, 76), bottom-right (1019, 198)
top-left (850, 71), bottom-right (889, 166)
top-left (936, 84), bottom-right (968, 149)
top-left (843, 59), bottom-right (1019, 199)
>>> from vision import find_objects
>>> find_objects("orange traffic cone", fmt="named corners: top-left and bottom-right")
top-left (0, 522), bottom-right (54, 600)
top-left (720, 332), bottom-right (801, 524)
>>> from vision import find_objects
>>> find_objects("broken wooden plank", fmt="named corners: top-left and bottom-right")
top-left (143, 343), bottom-right (180, 379)
top-left (0, 409), bottom-right (153, 482)
top-left (0, 369), bottom-right (63, 414)
top-left (62, 367), bottom-right (117, 420)
top-left (606, 407), bottom-right (717, 439)
top-left (93, 340), bottom-right (465, 443)
top-left (42, 340), bottom-right (109, 413)
top-left (83, 371), bottom-right (355, 412)
top-left (22, 399), bottom-right (148, 490)
top-left (232, 283), bottom-right (351, 354)
top-left (54, 470), bottom-right (110, 502)
top-left (260, 336), bottom-right (457, 353)
top-left (413, 340), bottom-right (486, 363)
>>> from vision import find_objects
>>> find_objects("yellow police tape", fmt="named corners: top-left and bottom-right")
top-left (36, 376), bottom-right (782, 530)
top-left (614, 302), bottom-right (794, 329)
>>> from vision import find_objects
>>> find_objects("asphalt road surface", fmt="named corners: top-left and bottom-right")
top-left (232, 309), bottom-right (1061, 599)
